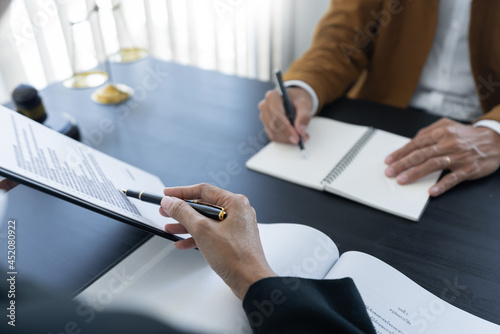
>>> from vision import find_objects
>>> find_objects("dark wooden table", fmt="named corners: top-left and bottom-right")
top-left (2, 57), bottom-right (499, 325)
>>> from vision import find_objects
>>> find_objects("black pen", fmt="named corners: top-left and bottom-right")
top-left (274, 69), bottom-right (308, 159)
top-left (121, 189), bottom-right (227, 221)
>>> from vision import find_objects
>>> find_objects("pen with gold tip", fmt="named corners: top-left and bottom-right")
top-left (121, 189), bottom-right (227, 221)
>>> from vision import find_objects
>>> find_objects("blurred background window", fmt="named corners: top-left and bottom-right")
top-left (0, 0), bottom-right (328, 103)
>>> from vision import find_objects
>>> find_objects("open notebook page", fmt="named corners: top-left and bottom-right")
top-left (325, 130), bottom-right (441, 221)
top-left (76, 223), bottom-right (339, 334)
top-left (246, 117), bottom-right (368, 190)
top-left (0, 106), bottom-right (174, 231)
top-left (326, 251), bottom-right (500, 334)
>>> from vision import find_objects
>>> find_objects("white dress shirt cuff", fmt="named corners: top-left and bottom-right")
top-left (284, 80), bottom-right (319, 116)
top-left (473, 120), bottom-right (500, 136)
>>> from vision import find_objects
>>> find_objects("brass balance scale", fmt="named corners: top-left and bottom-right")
top-left (63, 1), bottom-right (147, 105)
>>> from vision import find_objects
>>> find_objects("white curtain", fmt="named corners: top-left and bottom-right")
top-left (0, 0), bottom-right (328, 104)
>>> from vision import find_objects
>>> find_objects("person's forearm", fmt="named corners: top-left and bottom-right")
top-left (284, 0), bottom-right (383, 110)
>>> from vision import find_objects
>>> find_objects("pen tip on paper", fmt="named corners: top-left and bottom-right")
top-left (298, 137), bottom-right (307, 159)
top-left (301, 149), bottom-right (309, 160)
top-left (121, 189), bottom-right (127, 194)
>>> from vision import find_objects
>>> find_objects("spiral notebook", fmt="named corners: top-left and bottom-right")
top-left (246, 117), bottom-right (441, 221)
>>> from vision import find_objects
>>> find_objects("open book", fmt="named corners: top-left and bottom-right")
top-left (246, 117), bottom-right (442, 221)
top-left (76, 223), bottom-right (500, 334)
top-left (0, 105), bottom-right (178, 240)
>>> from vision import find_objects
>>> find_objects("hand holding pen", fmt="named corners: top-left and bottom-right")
top-left (258, 70), bottom-right (310, 159)
top-left (159, 183), bottom-right (276, 299)
top-left (258, 74), bottom-right (313, 149)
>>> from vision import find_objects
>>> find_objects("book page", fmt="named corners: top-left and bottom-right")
top-left (325, 251), bottom-right (500, 334)
top-left (246, 117), bottom-right (368, 190)
top-left (0, 106), bottom-right (173, 231)
top-left (324, 130), bottom-right (440, 221)
top-left (76, 223), bottom-right (339, 333)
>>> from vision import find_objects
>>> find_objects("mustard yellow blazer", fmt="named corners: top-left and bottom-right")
top-left (284, 0), bottom-right (500, 122)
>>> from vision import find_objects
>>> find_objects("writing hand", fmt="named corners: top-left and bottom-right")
top-left (0, 179), bottom-right (19, 192)
top-left (159, 183), bottom-right (276, 299)
top-left (258, 87), bottom-right (313, 144)
top-left (385, 118), bottom-right (500, 197)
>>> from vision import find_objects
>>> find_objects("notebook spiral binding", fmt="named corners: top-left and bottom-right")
top-left (321, 127), bottom-right (377, 185)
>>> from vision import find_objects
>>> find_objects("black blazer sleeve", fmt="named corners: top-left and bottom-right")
top-left (243, 277), bottom-right (376, 334)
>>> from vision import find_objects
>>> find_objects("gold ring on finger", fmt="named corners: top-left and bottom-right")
top-left (444, 156), bottom-right (451, 169)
